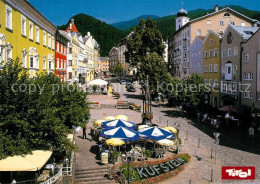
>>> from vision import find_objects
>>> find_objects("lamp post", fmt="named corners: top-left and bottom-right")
top-left (142, 76), bottom-right (152, 125)
top-left (175, 123), bottom-right (180, 154)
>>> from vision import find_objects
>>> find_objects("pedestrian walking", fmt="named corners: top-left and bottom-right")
top-left (225, 112), bottom-right (230, 128)
top-left (90, 127), bottom-right (94, 142)
top-left (248, 127), bottom-right (254, 144)
top-left (82, 126), bottom-right (87, 139)
top-left (197, 112), bottom-right (201, 123)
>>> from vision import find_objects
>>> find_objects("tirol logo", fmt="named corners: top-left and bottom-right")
top-left (222, 166), bottom-right (255, 180)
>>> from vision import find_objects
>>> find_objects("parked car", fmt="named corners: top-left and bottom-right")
top-left (125, 82), bottom-right (132, 88)
top-left (139, 80), bottom-right (144, 85)
top-left (104, 74), bottom-right (109, 78)
top-left (127, 85), bottom-right (136, 92)
top-left (120, 80), bottom-right (126, 85)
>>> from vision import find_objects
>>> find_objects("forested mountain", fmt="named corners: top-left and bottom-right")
top-left (111, 15), bottom-right (160, 30)
top-left (58, 6), bottom-right (260, 56)
top-left (119, 5), bottom-right (260, 40)
top-left (58, 14), bottom-right (126, 56)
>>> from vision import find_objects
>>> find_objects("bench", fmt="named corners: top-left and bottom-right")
top-left (116, 101), bottom-right (129, 109)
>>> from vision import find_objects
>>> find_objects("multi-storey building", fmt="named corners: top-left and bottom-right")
top-left (118, 39), bottom-right (128, 75)
top-left (83, 32), bottom-right (95, 82)
top-left (220, 25), bottom-right (259, 109)
top-left (202, 31), bottom-right (221, 108)
top-left (190, 36), bottom-right (204, 75)
top-left (163, 40), bottom-right (168, 63)
top-left (55, 30), bottom-right (69, 82)
top-left (65, 19), bottom-right (79, 83)
top-left (76, 32), bottom-right (87, 84)
top-left (92, 39), bottom-right (100, 77)
top-left (109, 47), bottom-right (119, 73)
top-left (0, 0), bottom-right (56, 77)
top-left (100, 57), bottom-right (109, 76)
top-left (168, 5), bottom-right (259, 79)
top-left (241, 29), bottom-right (260, 112)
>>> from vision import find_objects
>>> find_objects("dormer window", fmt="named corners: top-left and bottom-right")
top-left (224, 13), bottom-right (230, 17)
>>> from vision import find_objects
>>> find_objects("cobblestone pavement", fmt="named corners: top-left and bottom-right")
top-left (75, 78), bottom-right (260, 184)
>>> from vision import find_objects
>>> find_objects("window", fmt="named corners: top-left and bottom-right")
top-left (61, 45), bottom-right (63, 54)
top-left (244, 91), bottom-right (252, 99)
top-left (204, 65), bottom-right (208, 72)
top-left (220, 21), bottom-right (224, 26)
top-left (231, 21), bottom-right (235, 25)
top-left (199, 51), bottom-right (201, 55)
top-left (68, 60), bottom-right (72, 66)
top-left (6, 5), bottom-right (12, 30)
top-left (22, 51), bottom-right (27, 68)
top-left (61, 59), bottom-right (63, 68)
top-left (241, 22), bottom-right (246, 27)
top-left (209, 64), bottom-right (213, 72)
top-left (244, 72), bottom-right (253, 80)
top-left (36, 26), bottom-right (39, 43)
top-left (29, 21), bottom-right (33, 40)
top-left (209, 39), bottom-right (212, 46)
top-left (228, 48), bottom-right (231, 57)
top-left (48, 34), bottom-right (51, 48)
top-left (209, 79), bottom-right (212, 86)
top-left (49, 61), bottom-right (52, 70)
top-left (64, 60), bottom-right (66, 68)
top-left (36, 57), bottom-right (39, 69)
top-left (43, 57), bottom-right (46, 70)
top-left (204, 51), bottom-right (207, 58)
top-left (57, 58), bottom-right (59, 68)
top-left (207, 20), bottom-right (212, 25)
top-left (214, 79), bottom-right (218, 87)
top-left (214, 64), bottom-right (218, 72)
top-left (233, 65), bottom-right (237, 74)
top-left (0, 47), bottom-right (5, 63)
top-left (233, 47), bottom-right (238, 56)
top-left (197, 29), bottom-right (201, 36)
top-left (209, 50), bottom-right (213, 58)
top-left (21, 15), bottom-right (26, 36)
top-left (69, 72), bottom-right (72, 79)
top-left (205, 79), bottom-right (207, 84)
top-left (52, 36), bottom-right (55, 50)
top-left (214, 48), bottom-right (218, 57)
top-left (43, 31), bottom-right (46, 46)
top-left (245, 53), bottom-right (249, 62)
top-left (222, 50), bottom-right (225, 57)
top-left (30, 57), bottom-right (34, 68)
top-left (57, 42), bottom-right (59, 52)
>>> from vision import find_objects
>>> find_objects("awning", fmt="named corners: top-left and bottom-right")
top-left (87, 79), bottom-right (108, 86)
top-left (0, 150), bottom-right (52, 171)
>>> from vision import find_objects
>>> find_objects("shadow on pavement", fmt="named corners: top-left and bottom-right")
top-left (123, 94), bottom-right (143, 100)
top-left (161, 109), bottom-right (260, 155)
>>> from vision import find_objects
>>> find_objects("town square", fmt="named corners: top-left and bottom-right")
top-left (0, 0), bottom-right (260, 184)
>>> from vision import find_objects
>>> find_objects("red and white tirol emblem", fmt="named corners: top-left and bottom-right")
top-left (222, 167), bottom-right (255, 180)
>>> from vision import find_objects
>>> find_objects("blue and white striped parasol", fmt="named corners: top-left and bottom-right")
top-left (100, 126), bottom-right (139, 141)
top-left (102, 119), bottom-right (137, 129)
top-left (139, 127), bottom-right (175, 140)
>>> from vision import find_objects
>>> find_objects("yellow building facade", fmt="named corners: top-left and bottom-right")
top-left (0, 0), bottom-right (56, 77)
top-left (202, 30), bottom-right (221, 108)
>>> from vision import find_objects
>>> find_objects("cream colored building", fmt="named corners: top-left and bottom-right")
top-left (83, 32), bottom-right (95, 82)
top-left (168, 5), bottom-right (259, 79)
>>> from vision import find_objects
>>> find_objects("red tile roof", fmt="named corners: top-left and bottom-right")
top-left (65, 23), bottom-right (79, 33)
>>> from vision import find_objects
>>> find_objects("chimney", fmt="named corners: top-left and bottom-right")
top-left (214, 5), bottom-right (219, 12)
top-left (87, 32), bottom-right (90, 36)
top-left (71, 19), bottom-right (74, 24)
top-left (69, 23), bottom-right (72, 30)
top-left (254, 21), bottom-right (258, 27)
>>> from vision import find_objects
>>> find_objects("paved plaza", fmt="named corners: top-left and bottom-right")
top-left (75, 81), bottom-right (260, 184)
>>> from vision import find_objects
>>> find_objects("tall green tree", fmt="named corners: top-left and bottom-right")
top-left (125, 18), bottom-right (172, 91)
top-left (114, 61), bottom-right (124, 76)
top-left (0, 59), bottom-right (90, 159)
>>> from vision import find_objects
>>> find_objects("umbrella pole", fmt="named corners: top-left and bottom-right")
top-left (11, 171), bottom-right (12, 182)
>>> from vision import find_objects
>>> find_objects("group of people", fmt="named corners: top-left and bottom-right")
top-left (197, 112), bottom-right (221, 129)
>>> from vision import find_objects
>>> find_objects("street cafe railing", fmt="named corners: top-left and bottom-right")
top-left (40, 167), bottom-right (62, 184)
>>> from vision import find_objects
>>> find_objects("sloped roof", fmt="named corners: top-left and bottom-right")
top-left (65, 22), bottom-right (79, 33)
top-left (174, 7), bottom-right (259, 35)
top-left (230, 25), bottom-right (259, 40)
top-left (58, 30), bottom-right (70, 40)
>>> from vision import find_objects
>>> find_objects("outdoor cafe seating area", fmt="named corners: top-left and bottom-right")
top-left (91, 115), bottom-right (179, 164)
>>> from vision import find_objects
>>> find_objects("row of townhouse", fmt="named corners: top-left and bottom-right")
top-left (0, 0), bottom-right (100, 83)
top-left (168, 4), bottom-right (260, 120)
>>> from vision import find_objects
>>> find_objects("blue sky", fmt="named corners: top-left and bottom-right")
top-left (29, 0), bottom-right (260, 26)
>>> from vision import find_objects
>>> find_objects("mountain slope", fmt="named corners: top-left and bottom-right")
top-left (111, 15), bottom-right (160, 30)
top-left (122, 5), bottom-right (260, 40)
top-left (58, 14), bottom-right (126, 56)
